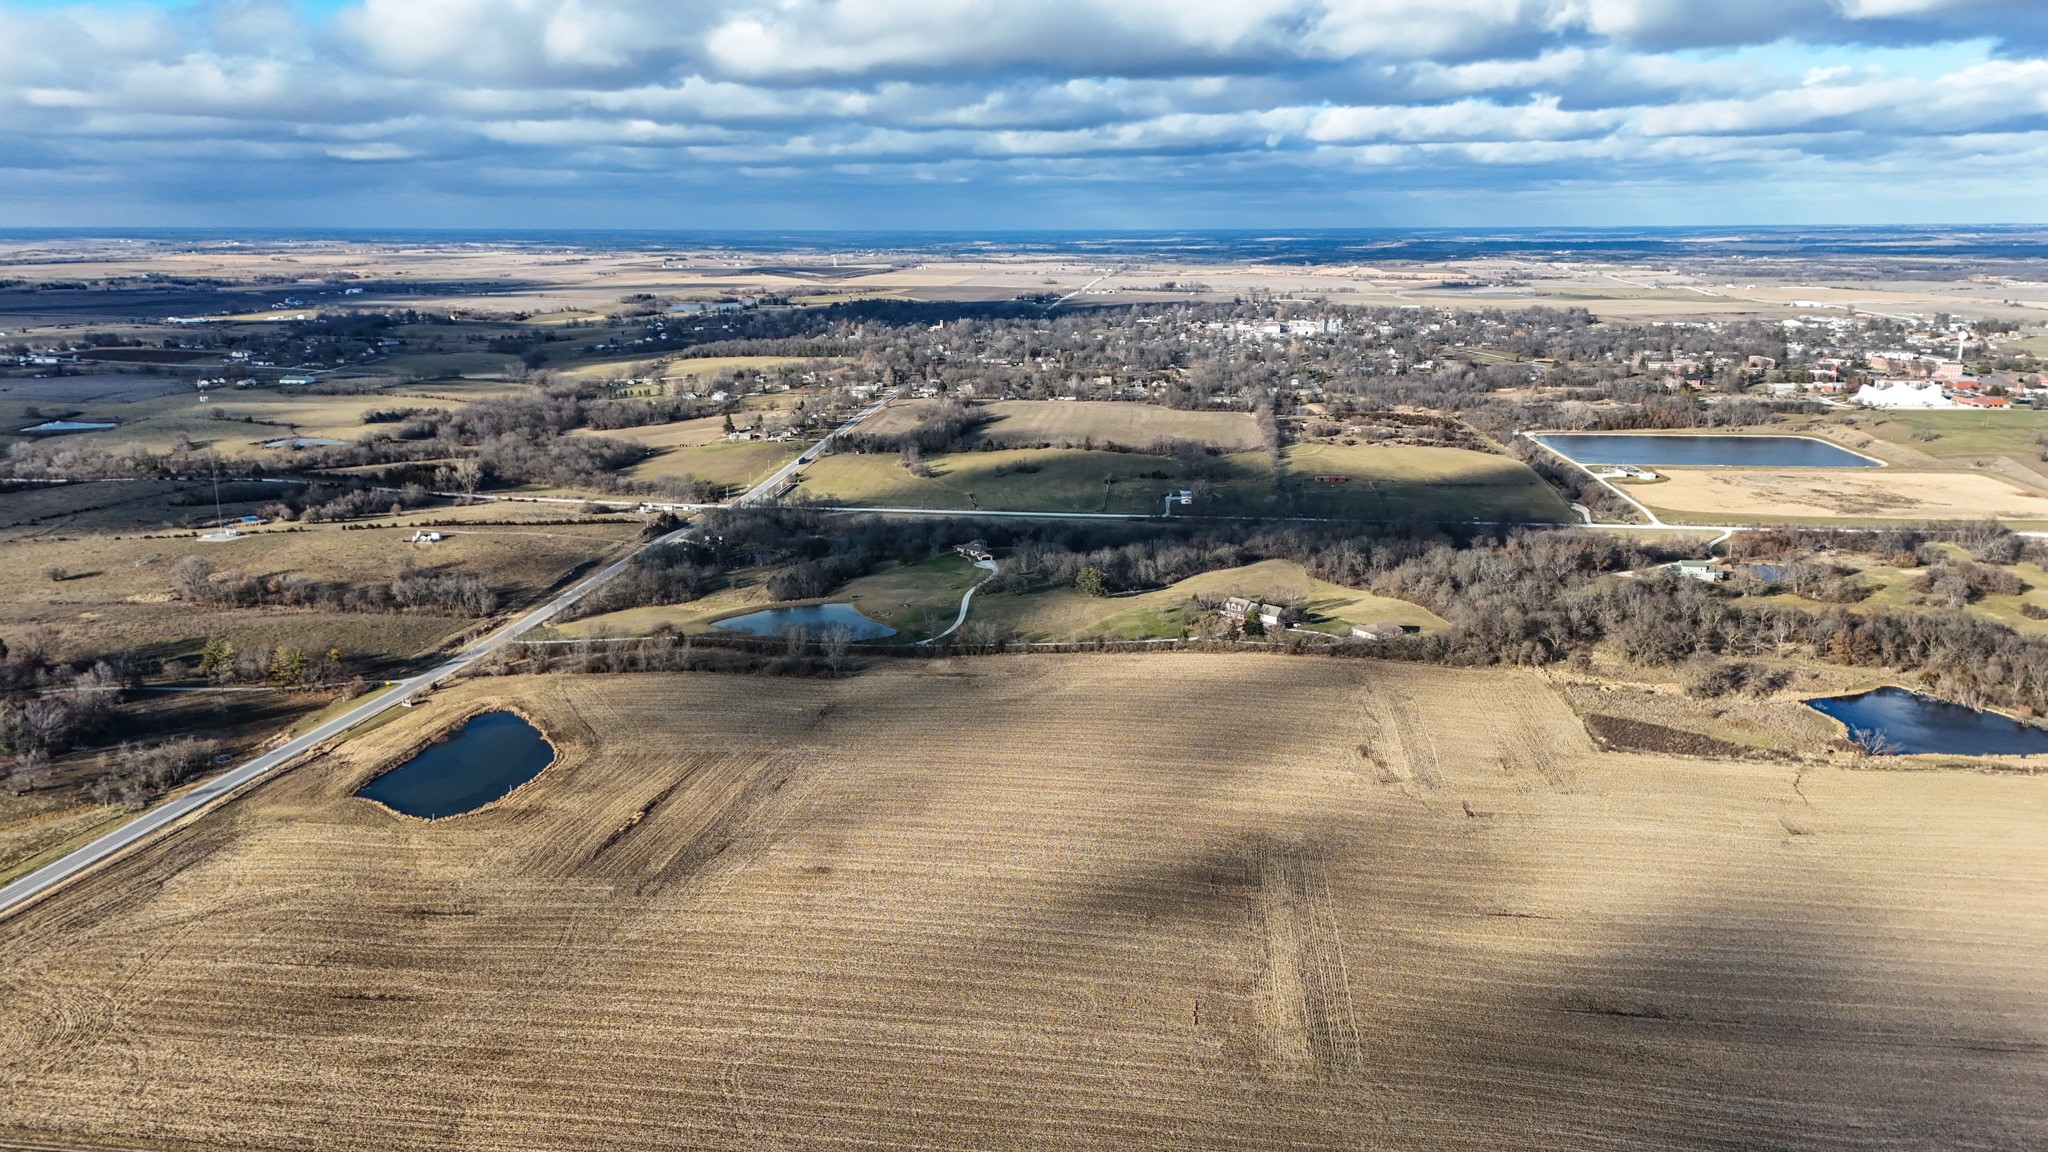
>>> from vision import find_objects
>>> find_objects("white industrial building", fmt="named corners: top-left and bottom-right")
top-left (1850, 380), bottom-right (1957, 410)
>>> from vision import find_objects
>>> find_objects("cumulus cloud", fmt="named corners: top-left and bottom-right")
top-left (0, 0), bottom-right (2045, 225)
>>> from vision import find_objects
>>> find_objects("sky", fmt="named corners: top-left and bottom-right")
top-left (2, 0), bottom-right (2047, 230)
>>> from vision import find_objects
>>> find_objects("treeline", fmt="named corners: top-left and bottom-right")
top-left (0, 654), bottom-right (124, 792)
top-left (836, 400), bottom-right (989, 457)
top-left (87, 738), bottom-right (218, 809)
top-left (544, 502), bottom-right (2048, 718)
top-left (568, 506), bottom-right (989, 619)
top-left (173, 554), bottom-right (498, 617)
top-left (1725, 521), bottom-right (2037, 567)
top-left (500, 629), bottom-right (855, 680)
top-left (316, 380), bottom-right (727, 501)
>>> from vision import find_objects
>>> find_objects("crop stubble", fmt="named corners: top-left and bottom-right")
top-left (1, 655), bottom-right (2045, 1150)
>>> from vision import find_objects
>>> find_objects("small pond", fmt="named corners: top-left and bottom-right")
top-left (1807, 686), bottom-right (2048, 756)
top-left (355, 711), bottom-right (555, 818)
top-left (21, 420), bottom-right (116, 434)
top-left (1537, 434), bottom-right (1879, 468)
top-left (714, 602), bottom-right (895, 640)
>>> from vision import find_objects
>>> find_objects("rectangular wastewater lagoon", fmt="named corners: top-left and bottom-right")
top-left (1536, 434), bottom-right (1881, 468)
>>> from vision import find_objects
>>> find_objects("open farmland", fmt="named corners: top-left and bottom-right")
top-left (580, 414), bottom-right (729, 450)
top-left (0, 372), bottom-right (192, 410)
top-left (0, 512), bottom-right (643, 664)
top-left (1282, 442), bottom-right (1571, 522)
top-left (1860, 409), bottom-right (2048, 461)
top-left (1636, 468), bottom-right (2048, 523)
top-left (0, 377), bottom-right (522, 457)
top-left (577, 415), bottom-right (795, 489)
top-left (3, 657), bottom-right (2046, 1151)
top-left (978, 399), bottom-right (1265, 450)
top-left (621, 437), bottom-right (803, 493)
top-left (859, 400), bottom-right (1262, 451)
top-left (969, 557), bottom-right (1445, 641)
top-left (797, 446), bottom-right (1229, 513)
top-left (798, 440), bottom-right (1569, 522)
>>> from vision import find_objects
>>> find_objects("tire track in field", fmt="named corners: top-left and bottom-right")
top-left (1255, 838), bottom-right (1363, 1082)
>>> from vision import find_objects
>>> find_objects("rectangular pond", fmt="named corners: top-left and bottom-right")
top-left (1807, 686), bottom-right (2048, 757)
top-left (1537, 434), bottom-right (1880, 468)
top-left (355, 711), bottom-right (556, 818)
top-left (714, 602), bottom-right (895, 640)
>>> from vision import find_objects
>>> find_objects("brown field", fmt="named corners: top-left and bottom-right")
top-left (859, 398), bottom-right (1263, 450)
top-left (2, 656), bottom-right (2045, 1150)
top-left (0, 512), bottom-right (642, 664)
top-left (580, 414), bottom-right (729, 450)
top-left (1639, 468), bottom-right (2048, 522)
top-left (978, 399), bottom-right (1265, 449)
top-left (622, 438), bottom-right (804, 492)
top-left (853, 397), bottom-right (941, 438)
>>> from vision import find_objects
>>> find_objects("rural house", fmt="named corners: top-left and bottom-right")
top-left (1220, 596), bottom-right (1295, 629)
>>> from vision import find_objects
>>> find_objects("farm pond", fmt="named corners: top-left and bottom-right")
top-left (714, 602), bottom-right (895, 640)
top-left (1537, 434), bottom-right (1880, 468)
top-left (355, 711), bottom-right (555, 818)
top-left (21, 420), bottom-right (117, 434)
top-left (1807, 686), bottom-right (2048, 756)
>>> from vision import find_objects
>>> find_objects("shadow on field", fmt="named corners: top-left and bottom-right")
top-left (1375, 890), bottom-right (2048, 1151)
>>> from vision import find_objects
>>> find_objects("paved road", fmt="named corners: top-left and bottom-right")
top-left (1517, 431), bottom-right (1664, 526)
top-left (9, 390), bottom-right (2023, 919)
top-left (0, 523), bottom-right (684, 920)
top-left (733, 394), bottom-right (895, 507)
top-left (0, 393), bottom-right (898, 921)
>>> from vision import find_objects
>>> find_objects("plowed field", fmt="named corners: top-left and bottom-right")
top-left (2, 656), bottom-right (2045, 1150)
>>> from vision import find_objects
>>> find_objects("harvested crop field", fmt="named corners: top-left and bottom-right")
top-left (624, 438), bottom-right (803, 491)
top-left (857, 399), bottom-right (1263, 451)
top-left (580, 414), bottom-right (728, 450)
top-left (978, 399), bottom-right (1264, 449)
top-left (1640, 468), bottom-right (2048, 522)
top-left (3, 656), bottom-right (2046, 1150)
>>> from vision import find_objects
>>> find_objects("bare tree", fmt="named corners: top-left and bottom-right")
top-left (1847, 726), bottom-right (1900, 757)
top-left (450, 457), bottom-right (484, 496)
top-left (6, 749), bottom-right (51, 794)
top-left (821, 624), bottom-right (854, 664)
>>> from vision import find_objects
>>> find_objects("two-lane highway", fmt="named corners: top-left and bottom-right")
top-left (0, 392), bottom-right (897, 921)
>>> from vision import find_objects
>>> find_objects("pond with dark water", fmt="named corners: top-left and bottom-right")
top-left (1537, 434), bottom-right (1880, 468)
top-left (714, 602), bottom-right (895, 640)
top-left (1807, 686), bottom-right (2048, 756)
top-left (355, 711), bottom-right (556, 818)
